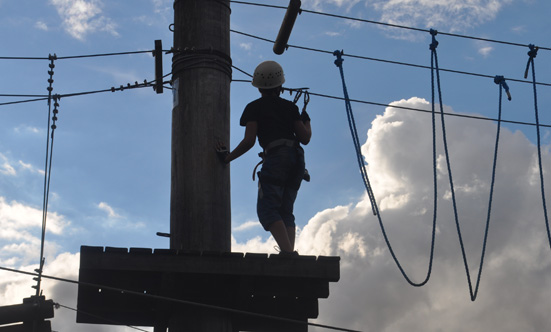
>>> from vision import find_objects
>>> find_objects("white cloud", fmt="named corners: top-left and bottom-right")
top-left (35, 21), bottom-right (48, 31)
top-left (234, 97), bottom-right (551, 331)
top-left (239, 42), bottom-right (252, 51)
top-left (98, 201), bottom-right (122, 219)
top-left (478, 46), bottom-right (493, 57)
top-left (325, 31), bottom-right (342, 37)
top-left (50, 0), bottom-right (118, 40)
top-left (233, 220), bottom-right (260, 232)
top-left (303, 0), bottom-right (361, 12)
top-left (370, 0), bottom-right (513, 39)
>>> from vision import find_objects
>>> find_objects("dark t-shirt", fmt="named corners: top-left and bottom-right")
top-left (240, 96), bottom-right (301, 149)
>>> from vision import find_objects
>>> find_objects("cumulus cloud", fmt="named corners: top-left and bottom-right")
top-left (0, 197), bottom-right (69, 266)
top-left (372, 0), bottom-right (513, 39)
top-left (234, 97), bottom-right (551, 331)
top-left (50, 0), bottom-right (118, 40)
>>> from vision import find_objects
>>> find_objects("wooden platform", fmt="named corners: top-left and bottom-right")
top-left (77, 246), bottom-right (340, 332)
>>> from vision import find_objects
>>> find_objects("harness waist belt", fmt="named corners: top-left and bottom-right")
top-left (264, 139), bottom-right (298, 154)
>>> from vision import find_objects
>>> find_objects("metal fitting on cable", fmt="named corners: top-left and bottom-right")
top-left (273, 0), bottom-right (302, 55)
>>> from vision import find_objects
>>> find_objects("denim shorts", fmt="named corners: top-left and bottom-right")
top-left (257, 145), bottom-right (305, 231)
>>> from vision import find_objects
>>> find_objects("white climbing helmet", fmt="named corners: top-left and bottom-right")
top-left (251, 60), bottom-right (285, 89)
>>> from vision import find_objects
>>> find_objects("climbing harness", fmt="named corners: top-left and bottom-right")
top-left (252, 89), bottom-right (311, 182)
top-left (524, 44), bottom-right (551, 250)
top-left (333, 48), bottom-right (438, 287)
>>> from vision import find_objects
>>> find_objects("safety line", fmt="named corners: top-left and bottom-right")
top-left (430, 31), bottom-right (508, 301)
top-left (0, 266), bottom-right (363, 332)
top-left (229, 0), bottom-right (551, 51)
top-left (525, 45), bottom-right (551, 250)
top-left (230, 29), bottom-right (551, 88)
top-left (334, 50), bottom-right (437, 287)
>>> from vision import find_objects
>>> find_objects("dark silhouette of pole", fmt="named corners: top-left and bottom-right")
top-left (169, 0), bottom-right (232, 331)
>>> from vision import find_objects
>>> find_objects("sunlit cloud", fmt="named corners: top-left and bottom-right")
top-left (50, 0), bottom-right (118, 40)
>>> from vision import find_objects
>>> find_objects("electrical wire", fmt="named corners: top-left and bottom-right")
top-left (55, 303), bottom-right (150, 332)
top-left (229, 0), bottom-right (551, 51)
top-left (0, 50), bottom-right (155, 61)
top-left (230, 29), bottom-right (551, 88)
top-left (228, 70), bottom-right (551, 129)
top-left (0, 265), bottom-right (363, 332)
top-left (0, 97), bottom-right (49, 106)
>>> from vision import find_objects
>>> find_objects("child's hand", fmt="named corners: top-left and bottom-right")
top-left (215, 141), bottom-right (230, 163)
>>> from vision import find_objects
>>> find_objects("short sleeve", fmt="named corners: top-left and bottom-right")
top-left (240, 103), bottom-right (257, 127)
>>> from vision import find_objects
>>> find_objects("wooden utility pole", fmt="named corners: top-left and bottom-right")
top-left (170, 0), bottom-right (232, 253)
top-left (169, 0), bottom-right (232, 331)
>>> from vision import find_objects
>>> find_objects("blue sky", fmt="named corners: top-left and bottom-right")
top-left (1, 0), bottom-right (550, 331)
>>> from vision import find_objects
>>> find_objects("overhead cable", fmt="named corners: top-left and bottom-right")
top-left (228, 69), bottom-right (551, 129)
top-left (229, 0), bottom-right (551, 51)
top-left (0, 265), bottom-right (363, 332)
top-left (230, 29), bottom-right (551, 88)
top-left (55, 303), bottom-right (150, 332)
top-left (0, 50), bottom-right (156, 61)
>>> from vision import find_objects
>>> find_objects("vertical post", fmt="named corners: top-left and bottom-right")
top-left (169, 0), bottom-right (233, 330)
top-left (170, 0), bottom-right (232, 253)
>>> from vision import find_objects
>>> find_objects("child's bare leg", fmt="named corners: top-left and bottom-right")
top-left (287, 226), bottom-right (296, 250)
top-left (269, 220), bottom-right (293, 252)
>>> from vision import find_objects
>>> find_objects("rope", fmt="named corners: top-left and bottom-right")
top-left (333, 50), bottom-right (377, 215)
top-left (431, 30), bottom-right (507, 301)
top-left (333, 50), bottom-right (438, 287)
top-left (525, 45), bottom-right (551, 250)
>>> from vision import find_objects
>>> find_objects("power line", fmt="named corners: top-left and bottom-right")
top-left (0, 265), bottom-right (362, 332)
top-left (0, 97), bottom-right (49, 106)
top-left (229, 74), bottom-right (551, 129)
top-left (55, 303), bottom-right (150, 332)
top-left (0, 50), bottom-right (156, 61)
top-left (230, 29), bottom-right (551, 88)
top-left (0, 81), bottom-right (167, 109)
top-left (229, 0), bottom-right (551, 51)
